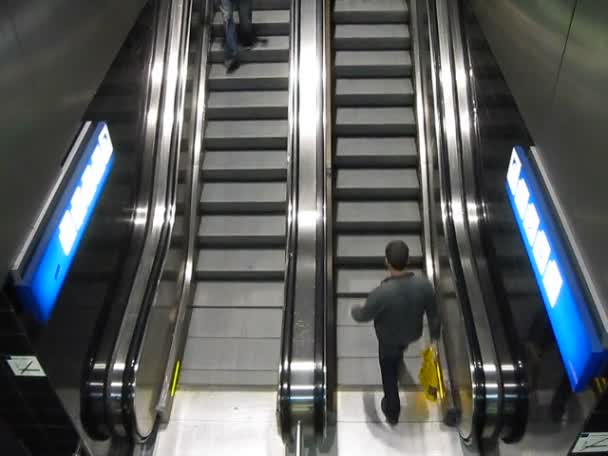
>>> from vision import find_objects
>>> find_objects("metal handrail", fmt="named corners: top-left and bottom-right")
top-left (81, 0), bottom-right (172, 440)
top-left (155, 0), bottom-right (215, 425)
top-left (410, 0), bottom-right (459, 425)
top-left (106, 0), bottom-right (193, 440)
top-left (321, 0), bottom-right (334, 439)
top-left (425, 0), bottom-right (504, 445)
top-left (277, 0), bottom-right (327, 448)
top-left (277, 0), bottom-right (301, 443)
top-left (454, 0), bottom-right (527, 442)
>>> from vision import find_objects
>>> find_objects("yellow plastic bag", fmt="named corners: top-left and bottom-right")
top-left (418, 345), bottom-right (445, 402)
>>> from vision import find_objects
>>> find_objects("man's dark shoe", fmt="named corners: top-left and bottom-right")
top-left (225, 57), bottom-right (240, 74)
top-left (242, 37), bottom-right (268, 51)
top-left (381, 398), bottom-right (399, 425)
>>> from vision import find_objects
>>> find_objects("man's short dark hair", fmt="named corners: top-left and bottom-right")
top-left (385, 240), bottom-right (409, 270)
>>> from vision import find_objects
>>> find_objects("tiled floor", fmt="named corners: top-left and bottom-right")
top-left (154, 389), bottom-right (463, 455)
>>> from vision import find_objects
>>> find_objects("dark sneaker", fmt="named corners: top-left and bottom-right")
top-left (381, 398), bottom-right (399, 426)
top-left (242, 37), bottom-right (268, 51)
top-left (225, 57), bottom-right (240, 74)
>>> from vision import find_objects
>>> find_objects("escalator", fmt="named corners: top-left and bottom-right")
top-left (322, 0), bottom-right (522, 451)
top-left (330, 0), bottom-right (429, 389)
top-left (178, 0), bottom-right (291, 388)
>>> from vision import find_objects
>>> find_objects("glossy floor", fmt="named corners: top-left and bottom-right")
top-left (154, 389), bottom-right (463, 455)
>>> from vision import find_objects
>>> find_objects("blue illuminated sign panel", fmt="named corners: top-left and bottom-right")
top-left (506, 146), bottom-right (607, 391)
top-left (18, 123), bottom-right (114, 322)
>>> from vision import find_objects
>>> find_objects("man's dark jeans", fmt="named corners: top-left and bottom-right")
top-left (219, 0), bottom-right (254, 61)
top-left (379, 344), bottom-right (407, 422)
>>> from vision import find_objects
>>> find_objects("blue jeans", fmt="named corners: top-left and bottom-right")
top-left (219, 0), bottom-right (254, 61)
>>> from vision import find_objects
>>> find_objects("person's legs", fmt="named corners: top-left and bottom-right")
top-left (379, 345), bottom-right (404, 424)
top-left (219, 0), bottom-right (239, 69)
top-left (237, 0), bottom-right (256, 46)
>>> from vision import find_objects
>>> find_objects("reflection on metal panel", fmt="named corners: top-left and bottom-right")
top-left (469, 0), bottom-right (576, 141)
top-left (0, 0), bottom-right (146, 283)
top-left (506, 146), bottom-right (608, 391)
top-left (540, 1), bottom-right (608, 341)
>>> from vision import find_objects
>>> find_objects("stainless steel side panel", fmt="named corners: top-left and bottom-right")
top-left (469, 0), bottom-right (576, 139)
top-left (535, 1), bottom-right (608, 335)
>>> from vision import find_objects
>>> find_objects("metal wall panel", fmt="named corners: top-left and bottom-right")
top-left (469, 0), bottom-right (576, 139)
top-left (0, 0), bottom-right (146, 280)
top-left (539, 1), bottom-right (608, 330)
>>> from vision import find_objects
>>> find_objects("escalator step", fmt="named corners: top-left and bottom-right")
top-left (212, 10), bottom-right (290, 36)
top-left (201, 150), bottom-right (286, 181)
top-left (335, 50), bottom-right (412, 78)
top-left (200, 181), bottom-right (286, 213)
top-left (198, 214), bottom-right (286, 246)
top-left (336, 78), bottom-right (414, 107)
top-left (335, 168), bottom-right (419, 199)
top-left (335, 200), bottom-right (421, 233)
top-left (336, 107), bottom-right (415, 136)
top-left (334, 24), bottom-right (411, 50)
top-left (210, 35), bottom-right (289, 63)
top-left (205, 119), bottom-right (287, 149)
top-left (209, 63), bottom-right (289, 90)
top-left (189, 308), bottom-right (282, 338)
top-left (196, 248), bottom-right (285, 279)
top-left (335, 137), bottom-right (417, 167)
top-left (207, 90), bottom-right (288, 120)
top-left (192, 281), bottom-right (284, 308)
top-left (183, 338), bottom-right (279, 371)
top-left (334, 0), bottom-right (409, 25)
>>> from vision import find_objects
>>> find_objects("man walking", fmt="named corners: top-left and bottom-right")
top-left (351, 240), bottom-right (441, 425)
top-left (219, 0), bottom-right (257, 73)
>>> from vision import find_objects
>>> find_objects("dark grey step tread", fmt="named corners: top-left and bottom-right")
top-left (251, 0), bottom-right (291, 9)
top-left (337, 106), bottom-right (415, 126)
top-left (335, 50), bottom-right (412, 77)
top-left (212, 10), bottom-right (290, 36)
top-left (336, 168), bottom-right (419, 194)
top-left (203, 150), bottom-right (286, 171)
top-left (335, 200), bottom-right (421, 231)
top-left (334, 0), bottom-right (409, 24)
top-left (338, 357), bottom-right (421, 387)
top-left (335, 137), bottom-right (417, 167)
top-left (188, 307), bottom-right (282, 338)
top-left (338, 326), bottom-right (429, 358)
top-left (336, 267), bottom-right (424, 295)
top-left (210, 35), bottom-right (289, 63)
top-left (196, 248), bottom-right (285, 273)
top-left (183, 337), bottom-right (279, 370)
top-left (193, 281), bottom-right (284, 308)
top-left (334, 24), bottom-right (411, 50)
top-left (200, 181), bottom-right (286, 204)
top-left (205, 119), bottom-right (287, 140)
top-left (179, 369), bottom-right (276, 386)
top-left (335, 78), bottom-right (414, 106)
top-left (198, 215), bottom-right (285, 246)
top-left (208, 63), bottom-right (289, 90)
top-left (207, 90), bottom-right (288, 119)
top-left (336, 234), bottom-right (422, 264)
